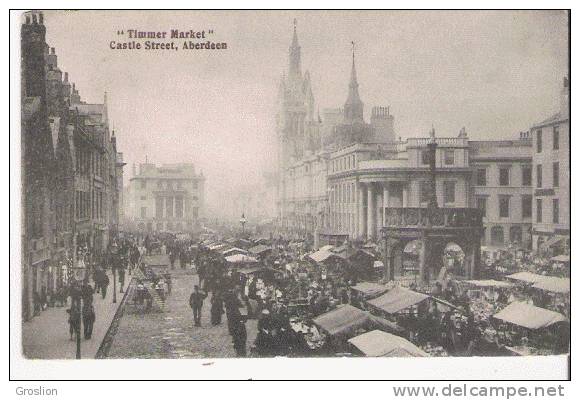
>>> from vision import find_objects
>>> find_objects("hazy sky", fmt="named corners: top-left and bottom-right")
top-left (42, 10), bottom-right (569, 204)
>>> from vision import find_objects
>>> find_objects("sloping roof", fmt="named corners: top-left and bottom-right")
top-left (506, 271), bottom-right (545, 284)
top-left (532, 276), bottom-right (570, 294)
top-left (312, 305), bottom-right (370, 336)
top-left (348, 330), bottom-right (428, 357)
top-left (351, 282), bottom-right (389, 297)
top-left (221, 247), bottom-right (248, 256)
top-left (367, 287), bottom-right (430, 314)
top-left (493, 302), bottom-right (567, 330)
top-left (308, 249), bottom-right (338, 263)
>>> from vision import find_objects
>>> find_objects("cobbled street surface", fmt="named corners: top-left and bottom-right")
top-left (107, 268), bottom-right (258, 358)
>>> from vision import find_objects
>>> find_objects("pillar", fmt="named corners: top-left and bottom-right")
top-left (358, 183), bottom-right (367, 239)
top-left (172, 196), bottom-right (176, 219)
top-left (367, 184), bottom-right (376, 239)
top-left (418, 234), bottom-right (428, 284)
top-left (383, 184), bottom-right (389, 225)
top-left (403, 185), bottom-right (408, 207)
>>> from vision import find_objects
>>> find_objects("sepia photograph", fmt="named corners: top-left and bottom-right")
top-left (11, 8), bottom-right (571, 381)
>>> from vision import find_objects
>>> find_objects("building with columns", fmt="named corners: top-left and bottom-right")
top-left (127, 163), bottom-right (205, 233)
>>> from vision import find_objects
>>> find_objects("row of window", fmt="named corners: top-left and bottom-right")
top-left (421, 149), bottom-right (456, 166)
top-left (139, 179), bottom-right (198, 190)
top-left (330, 182), bottom-right (356, 205)
top-left (476, 165), bottom-right (532, 187)
top-left (419, 181), bottom-right (456, 204)
top-left (476, 195), bottom-right (560, 223)
top-left (536, 162), bottom-right (560, 188)
top-left (536, 125), bottom-right (560, 153)
top-left (75, 190), bottom-right (104, 220)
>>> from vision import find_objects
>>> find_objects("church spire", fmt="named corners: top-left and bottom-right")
top-left (288, 18), bottom-right (301, 80)
top-left (344, 41), bottom-right (364, 123)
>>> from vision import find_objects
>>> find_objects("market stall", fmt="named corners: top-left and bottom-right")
top-left (312, 304), bottom-right (371, 338)
top-left (348, 330), bottom-right (428, 357)
top-left (351, 282), bottom-right (389, 300)
top-left (366, 287), bottom-right (430, 315)
top-left (505, 271), bottom-right (545, 285)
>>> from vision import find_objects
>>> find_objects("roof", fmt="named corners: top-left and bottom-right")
top-left (532, 276), bottom-right (570, 294)
top-left (506, 271), bottom-right (545, 284)
top-left (221, 247), bottom-right (248, 256)
top-left (238, 266), bottom-right (264, 275)
top-left (493, 302), bottom-right (567, 330)
top-left (312, 305), bottom-right (371, 336)
top-left (225, 254), bottom-right (258, 264)
top-left (367, 287), bottom-right (430, 314)
top-left (351, 282), bottom-right (389, 297)
top-left (308, 248), bottom-right (338, 263)
top-left (464, 280), bottom-right (515, 288)
top-left (532, 112), bottom-right (568, 129)
top-left (348, 330), bottom-right (428, 357)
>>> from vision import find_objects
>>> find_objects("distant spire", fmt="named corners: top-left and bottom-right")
top-left (344, 41), bottom-right (364, 122)
top-left (288, 19), bottom-right (301, 80)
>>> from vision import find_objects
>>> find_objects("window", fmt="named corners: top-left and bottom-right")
top-left (476, 197), bottom-right (487, 217)
top-left (140, 196), bottom-right (146, 201)
top-left (476, 168), bottom-right (487, 186)
top-left (157, 180), bottom-right (163, 188)
top-left (421, 150), bottom-right (430, 165)
top-left (536, 129), bottom-right (542, 153)
top-left (499, 167), bottom-right (510, 186)
top-left (536, 165), bottom-right (543, 188)
top-left (553, 126), bottom-right (560, 150)
top-left (553, 162), bottom-right (559, 187)
top-left (420, 181), bottom-right (430, 204)
top-left (536, 199), bottom-right (543, 223)
top-left (444, 150), bottom-right (454, 165)
top-left (522, 195), bottom-right (532, 218)
top-left (499, 196), bottom-right (510, 218)
top-left (491, 226), bottom-right (504, 246)
top-left (553, 199), bottom-right (559, 224)
top-left (140, 206), bottom-right (147, 218)
top-left (155, 197), bottom-right (163, 218)
top-left (140, 180), bottom-right (146, 189)
top-left (522, 166), bottom-right (532, 186)
top-left (443, 181), bottom-right (455, 204)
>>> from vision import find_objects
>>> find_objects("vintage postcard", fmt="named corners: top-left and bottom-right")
top-left (12, 9), bottom-right (570, 381)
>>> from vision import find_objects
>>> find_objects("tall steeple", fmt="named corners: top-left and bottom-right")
top-left (288, 19), bottom-right (301, 81)
top-left (344, 41), bottom-right (364, 123)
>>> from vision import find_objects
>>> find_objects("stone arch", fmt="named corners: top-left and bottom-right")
top-left (509, 226), bottom-right (522, 244)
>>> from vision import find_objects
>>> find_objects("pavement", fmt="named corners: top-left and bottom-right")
top-left (21, 271), bottom-right (125, 359)
top-left (106, 267), bottom-right (258, 359)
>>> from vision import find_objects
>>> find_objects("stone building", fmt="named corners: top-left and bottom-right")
top-left (21, 12), bottom-right (124, 320)
top-left (530, 77), bottom-right (570, 253)
top-left (126, 163), bottom-right (205, 233)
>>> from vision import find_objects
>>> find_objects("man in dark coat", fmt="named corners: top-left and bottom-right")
top-left (189, 285), bottom-right (207, 327)
top-left (210, 291), bottom-right (224, 325)
top-left (82, 303), bottom-right (96, 339)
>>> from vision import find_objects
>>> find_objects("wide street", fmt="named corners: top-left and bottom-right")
top-left (106, 268), bottom-right (258, 359)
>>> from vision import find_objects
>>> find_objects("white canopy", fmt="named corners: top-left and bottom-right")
top-left (493, 301), bottom-right (567, 330)
top-left (312, 305), bottom-right (371, 336)
top-left (551, 255), bottom-right (570, 263)
top-left (532, 276), bottom-right (570, 294)
top-left (225, 254), bottom-right (258, 264)
top-left (221, 247), bottom-right (248, 256)
top-left (465, 279), bottom-right (515, 288)
top-left (506, 271), bottom-right (545, 284)
top-left (367, 287), bottom-right (430, 314)
top-left (351, 282), bottom-right (389, 298)
top-left (348, 330), bottom-right (428, 357)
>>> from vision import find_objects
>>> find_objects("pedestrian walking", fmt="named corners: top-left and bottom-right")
top-left (67, 304), bottom-right (81, 341)
top-left (189, 285), bottom-right (207, 327)
top-left (82, 303), bottom-right (96, 339)
top-left (210, 291), bottom-right (224, 325)
top-left (100, 272), bottom-right (110, 299)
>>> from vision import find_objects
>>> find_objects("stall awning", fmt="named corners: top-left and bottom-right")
top-left (142, 254), bottom-right (170, 267)
top-left (493, 302), bottom-right (568, 330)
top-left (367, 287), bottom-right (430, 314)
top-left (506, 271), bottom-right (545, 284)
top-left (222, 247), bottom-right (248, 256)
top-left (551, 255), bottom-right (570, 263)
top-left (238, 266), bottom-right (264, 275)
top-left (312, 305), bottom-right (371, 336)
top-left (225, 254), bottom-right (258, 264)
top-left (348, 330), bottom-right (428, 357)
top-left (464, 280), bottom-right (515, 288)
top-left (351, 282), bottom-right (389, 298)
top-left (248, 245), bottom-right (272, 255)
top-left (208, 243), bottom-right (227, 251)
top-left (532, 276), bottom-right (570, 294)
